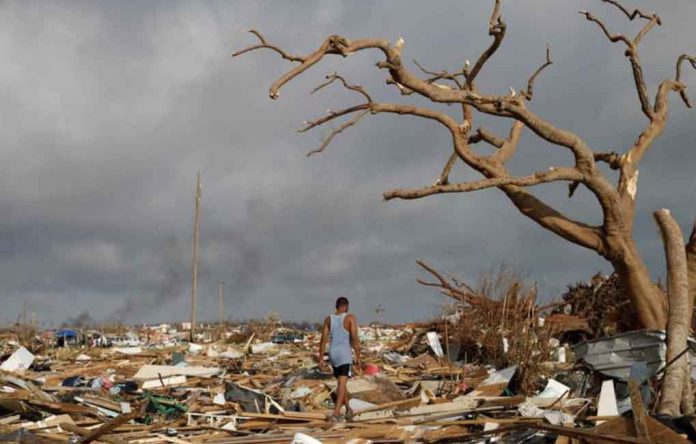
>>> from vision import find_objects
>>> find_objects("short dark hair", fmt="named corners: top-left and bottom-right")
top-left (336, 296), bottom-right (349, 309)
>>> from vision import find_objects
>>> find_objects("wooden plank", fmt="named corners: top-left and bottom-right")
top-left (281, 411), bottom-right (327, 421)
top-left (59, 422), bottom-right (92, 436)
top-left (60, 422), bottom-right (129, 444)
top-left (527, 423), bottom-right (646, 444)
top-left (154, 434), bottom-right (194, 444)
top-left (354, 396), bottom-right (421, 414)
top-left (78, 409), bottom-right (141, 443)
top-left (236, 412), bottom-right (326, 423)
top-left (0, 414), bottom-right (20, 425)
top-left (628, 378), bottom-right (650, 440)
top-left (28, 400), bottom-right (99, 416)
top-left (591, 416), bottom-right (689, 444)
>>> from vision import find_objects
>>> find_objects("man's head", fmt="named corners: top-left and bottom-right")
top-left (335, 296), bottom-right (349, 313)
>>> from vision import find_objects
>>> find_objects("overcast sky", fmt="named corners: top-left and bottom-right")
top-left (0, 0), bottom-right (694, 327)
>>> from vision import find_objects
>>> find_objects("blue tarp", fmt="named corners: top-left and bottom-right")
top-left (55, 329), bottom-right (78, 338)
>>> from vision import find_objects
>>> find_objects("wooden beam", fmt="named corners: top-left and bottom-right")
top-left (628, 378), bottom-right (650, 440)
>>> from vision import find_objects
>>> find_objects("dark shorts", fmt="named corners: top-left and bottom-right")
top-left (332, 364), bottom-right (352, 378)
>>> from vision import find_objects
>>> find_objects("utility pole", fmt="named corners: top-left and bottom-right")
top-left (374, 303), bottom-right (384, 340)
top-left (22, 301), bottom-right (27, 340)
top-left (218, 281), bottom-right (225, 326)
top-left (190, 172), bottom-right (202, 342)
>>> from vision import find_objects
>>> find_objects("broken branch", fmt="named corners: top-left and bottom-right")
top-left (579, 4), bottom-right (658, 119)
top-left (311, 73), bottom-right (372, 103)
top-left (594, 151), bottom-right (621, 170)
top-left (436, 152), bottom-right (459, 186)
top-left (233, 29), bottom-right (306, 62)
top-left (384, 167), bottom-right (582, 201)
top-left (522, 45), bottom-right (552, 101)
top-left (307, 110), bottom-right (370, 157)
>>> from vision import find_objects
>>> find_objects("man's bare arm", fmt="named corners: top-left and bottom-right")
top-left (318, 316), bottom-right (330, 368)
top-left (348, 314), bottom-right (362, 367)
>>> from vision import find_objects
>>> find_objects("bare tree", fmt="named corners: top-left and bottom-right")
top-left (654, 209), bottom-right (693, 416)
top-left (235, 0), bottom-right (695, 329)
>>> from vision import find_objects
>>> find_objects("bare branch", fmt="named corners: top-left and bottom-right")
top-left (417, 260), bottom-right (476, 297)
top-left (435, 125), bottom-right (492, 187)
top-left (468, 0), bottom-right (506, 83)
top-left (578, 11), bottom-right (631, 45)
top-left (601, 0), bottom-right (660, 25)
top-left (298, 104), bottom-right (369, 133)
top-left (384, 167), bottom-right (582, 201)
top-left (475, 127), bottom-right (504, 148)
top-left (594, 151), bottom-right (621, 170)
top-left (655, 79), bottom-right (691, 116)
top-left (233, 29), bottom-right (306, 62)
top-left (579, 10), bottom-right (653, 119)
top-left (492, 120), bottom-right (524, 164)
top-left (269, 35), bottom-right (355, 99)
top-left (299, 99), bottom-right (463, 156)
top-left (235, 25), bottom-right (621, 242)
top-left (417, 260), bottom-right (452, 289)
top-left (235, 30), bottom-right (600, 173)
top-left (311, 73), bottom-right (372, 103)
top-left (436, 152), bottom-right (458, 186)
top-left (240, 30), bottom-right (605, 251)
top-left (522, 44), bottom-right (552, 101)
top-left (676, 55), bottom-right (696, 82)
top-left (618, 54), bottom-right (694, 207)
top-left (413, 60), bottom-right (464, 89)
top-left (307, 110), bottom-right (370, 157)
top-left (633, 15), bottom-right (660, 46)
top-left (499, 184), bottom-right (604, 252)
top-left (675, 55), bottom-right (696, 108)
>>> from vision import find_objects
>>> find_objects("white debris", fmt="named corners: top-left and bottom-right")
top-left (426, 332), bottom-right (444, 358)
top-left (250, 342), bottom-right (277, 354)
top-left (113, 346), bottom-right (142, 355)
top-left (188, 343), bottom-right (204, 354)
top-left (133, 364), bottom-right (221, 380)
top-left (213, 392), bottom-right (227, 406)
top-left (0, 347), bottom-right (35, 372)
top-left (597, 380), bottom-right (619, 424)
top-left (292, 432), bottom-right (324, 444)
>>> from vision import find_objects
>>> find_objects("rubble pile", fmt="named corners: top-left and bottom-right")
top-left (555, 273), bottom-right (635, 339)
top-left (0, 311), bottom-right (694, 444)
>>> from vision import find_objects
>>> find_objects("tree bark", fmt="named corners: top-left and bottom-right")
top-left (686, 222), bottom-right (696, 317)
top-left (683, 222), bottom-right (696, 415)
top-left (610, 239), bottom-right (668, 330)
top-left (655, 209), bottom-right (691, 417)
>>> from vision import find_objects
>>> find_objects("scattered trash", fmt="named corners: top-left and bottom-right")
top-left (0, 278), bottom-right (691, 443)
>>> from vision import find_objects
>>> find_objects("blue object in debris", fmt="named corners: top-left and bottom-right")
top-left (55, 329), bottom-right (78, 338)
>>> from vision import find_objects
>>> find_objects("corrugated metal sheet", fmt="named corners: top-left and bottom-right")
top-left (574, 329), bottom-right (696, 381)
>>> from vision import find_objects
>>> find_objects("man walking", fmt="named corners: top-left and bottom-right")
top-left (319, 296), bottom-right (362, 421)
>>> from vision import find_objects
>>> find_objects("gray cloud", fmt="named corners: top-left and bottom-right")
top-left (0, 0), bottom-right (694, 326)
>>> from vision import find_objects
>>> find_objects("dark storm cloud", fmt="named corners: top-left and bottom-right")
top-left (0, 0), bottom-right (694, 326)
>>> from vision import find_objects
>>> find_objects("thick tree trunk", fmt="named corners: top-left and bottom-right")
top-left (611, 242), bottom-right (668, 330)
top-left (686, 223), bottom-right (696, 314)
top-left (683, 222), bottom-right (696, 415)
top-left (654, 209), bottom-right (691, 417)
